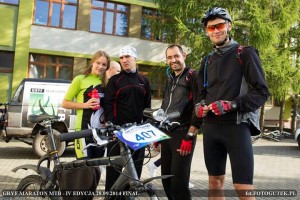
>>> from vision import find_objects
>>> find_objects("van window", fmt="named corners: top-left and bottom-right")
top-left (12, 83), bottom-right (24, 103)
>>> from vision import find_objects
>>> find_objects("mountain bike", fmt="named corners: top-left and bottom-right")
top-left (11, 108), bottom-right (179, 200)
top-left (252, 129), bottom-right (294, 143)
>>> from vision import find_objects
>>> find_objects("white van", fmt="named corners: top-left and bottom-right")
top-left (1, 78), bottom-right (76, 157)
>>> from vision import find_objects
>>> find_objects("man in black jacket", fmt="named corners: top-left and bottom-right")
top-left (195, 7), bottom-right (270, 199)
top-left (104, 46), bottom-right (151, 193)
top-left (160, 44), bottom-right (201, 200)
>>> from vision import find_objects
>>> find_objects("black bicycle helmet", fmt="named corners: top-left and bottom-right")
top-left (202, 7), bottom-right (232, 26)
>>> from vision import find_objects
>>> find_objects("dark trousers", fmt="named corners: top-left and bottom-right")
top-left (105, 140), bottom-right (145, 191)
top-left (161, 128), bottom-right (196, 200)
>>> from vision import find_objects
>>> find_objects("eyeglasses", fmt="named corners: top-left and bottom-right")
top-left (206, 22), bottom-right (227, 32)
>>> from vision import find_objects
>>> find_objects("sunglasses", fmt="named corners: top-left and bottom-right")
top-left (206, 22), bottom-right (227, 32)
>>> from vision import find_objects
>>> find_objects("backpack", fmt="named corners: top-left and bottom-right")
top-left (203, 45), bottom-right (256, 87)
top-left (203, 45), bottom-right (261, 136)
top-left (166, 67), bottom-right (196, 100)
top-left (166, 67), bottom-right (195, 86)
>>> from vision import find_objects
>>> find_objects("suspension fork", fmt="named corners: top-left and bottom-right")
top-left (41, 120), bottom-right (61, 190)
top-left (44, 120), bottom-right (60, 165)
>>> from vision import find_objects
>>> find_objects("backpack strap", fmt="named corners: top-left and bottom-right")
top-left (203, 45), bottom-right (246, 88)
top-left (236, 45), bottom-right (245, 65)
top-left (185, 68), bottom-right (195, 84)
top-left (185, 68), bottom-right (195, 100)
top-left (203, 52), bottom-right (213, 88)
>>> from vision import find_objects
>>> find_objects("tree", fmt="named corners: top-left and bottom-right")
top-left (153, 0), bottom-right (300, 131)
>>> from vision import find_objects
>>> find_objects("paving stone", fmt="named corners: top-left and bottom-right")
top-left (0, 137), bottom-right (299, 199)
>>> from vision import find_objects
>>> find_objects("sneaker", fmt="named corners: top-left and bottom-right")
top-left (189, 182), bottom-right (194, 189)
top-left (147, 162), bottom-right (157, 177)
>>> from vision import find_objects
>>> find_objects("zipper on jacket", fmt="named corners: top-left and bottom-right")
top-left (165, 72), bottom-right (183, 115)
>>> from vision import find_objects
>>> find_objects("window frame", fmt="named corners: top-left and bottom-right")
top-left (33, 0), bottom-right (78, 30)
top-left (90, 0), bottom-right (129, 36)
top-left (28, 53), bottom-right (74, 80)
top-left (141, 7), bottom-right (165, 42)
top-left (0, 0), bottom-right (19, 5)
top-left (0, 51), bottom-right (14, 73)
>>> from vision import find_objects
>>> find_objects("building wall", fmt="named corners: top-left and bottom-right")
top-left (0, 0), bottom-right (169, 102)
top-left (12, 0), bottom-right (34, 94)
top-left (0, 4), bottom-right (18, 102)
top-left (0, 5), bottom-right (17, 50)
top-left (29, 26), bottom-right (169, 62)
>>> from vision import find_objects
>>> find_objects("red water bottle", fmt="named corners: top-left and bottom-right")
top-left (91, 89), bottom-right (100, 110)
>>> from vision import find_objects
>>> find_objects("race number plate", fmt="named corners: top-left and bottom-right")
top-left (114, 123), bottom-right (170, 150)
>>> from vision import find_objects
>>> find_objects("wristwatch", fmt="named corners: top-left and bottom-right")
top-left (231, 101), bottom-right (237, 110)
top-left (186, 132), bottom-right (195, 140)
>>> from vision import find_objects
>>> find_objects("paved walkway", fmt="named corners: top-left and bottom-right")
top-left (0, 137), bottom-right (300, 199)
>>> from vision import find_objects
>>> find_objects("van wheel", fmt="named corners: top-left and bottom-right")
top-left (297, 135), bottom-right (300, 149)
top-left (33, 129), bottom-right (66, 157)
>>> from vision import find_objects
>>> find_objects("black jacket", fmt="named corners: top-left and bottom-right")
top-left (104, 70), bottom-right (151, 125)
top-left (197, 43), bottom-right (270, 126)
top-left (161, 67), bottom-right (201, 129)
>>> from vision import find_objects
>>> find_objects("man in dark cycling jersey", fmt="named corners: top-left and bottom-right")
top-left (195, 7), bottom-right (269, 199)
top-left (160, 44), bottom-right (201, 200)
top-left (104, 46), bottom-right (151, 193)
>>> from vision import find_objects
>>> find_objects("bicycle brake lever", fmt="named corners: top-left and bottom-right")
top-left (169, 122), bottom-right (180, 126)
top-left (92, 129), bottom-right (109, 146)
top-left (83, 143), bottom-right (98, 150)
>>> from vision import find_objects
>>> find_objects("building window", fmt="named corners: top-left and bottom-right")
top-left (141, 8), bottom-right (166, 41)
top-left (138, 64), bottom-right (167, 98)
top-left (0, 0), bottom-right (19, 5)
top-left (0, 51), bottom-right (14, 73)
top-left (29, 54), bottom-right (73, 80)
top-left (90, 0), bottom-right (129, 36)
top-left (33, 0), bottom-right (78, 29)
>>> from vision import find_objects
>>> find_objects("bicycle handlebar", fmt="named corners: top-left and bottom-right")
top-left (59, 109), bottom-right (180, 142)
top-left (165, 111), bottom-right (180, 119)
top-left (59, 129), bottom-right (93, 142)
top-left (59, 128), bottom-right (111, 142)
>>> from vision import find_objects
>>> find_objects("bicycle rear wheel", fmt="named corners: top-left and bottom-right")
top-left (261, 133), bottom-right (281, 142)
top-left (17, 175), bottom-right (60, 200)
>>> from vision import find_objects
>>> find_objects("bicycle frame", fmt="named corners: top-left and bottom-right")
top-left (12, 115), bottom-right (61, 183)
top-left (13, 111), bottom-right (175, 199)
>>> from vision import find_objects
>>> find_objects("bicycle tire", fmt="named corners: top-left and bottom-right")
top-left (261, 134), bottom-right (281, 142)
top-left (16, 175), bottom-right (60, 200)
top-left (282, 131), bottom-right (294, 139)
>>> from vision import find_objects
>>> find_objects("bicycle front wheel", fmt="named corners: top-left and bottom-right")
top-left (145, 183), bottom-right (158, 200)
top-left (17, 175), bottom-right (60, 200)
